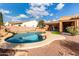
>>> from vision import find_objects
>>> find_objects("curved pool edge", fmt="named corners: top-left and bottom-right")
top-left (5, 32), bottom-right (44, 43)
top-left (0, 32), bottom-right (65, 50)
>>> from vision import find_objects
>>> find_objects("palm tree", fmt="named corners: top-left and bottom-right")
top-left (37, 20), bottom-right (45, 28)
top-left (0, 12), bottom-right (3, 29)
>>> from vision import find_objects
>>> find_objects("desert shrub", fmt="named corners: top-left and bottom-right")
top-left (76, 27), bottom-right (79, 35)
top-left (66, 26), bottom-right (77, 36)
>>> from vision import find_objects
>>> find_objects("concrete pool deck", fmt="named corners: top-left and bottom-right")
top-left (0, 31), bottom-right (65, 50)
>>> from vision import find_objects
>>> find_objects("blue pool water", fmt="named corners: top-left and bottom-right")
top-left (5, 32), bottom-right (44, 43)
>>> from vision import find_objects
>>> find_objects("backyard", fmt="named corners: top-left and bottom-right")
top-left (0, 3), bottom-right (79, 56)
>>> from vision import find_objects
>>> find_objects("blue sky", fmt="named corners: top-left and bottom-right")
top-left (0, 3), bottom-right (79, 22)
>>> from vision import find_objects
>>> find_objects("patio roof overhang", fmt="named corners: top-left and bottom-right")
top-left (45, 20), bottom-right (76, 25)
top-left (44, 21), bottom-right (59, 25)
top-left (59, 19), bottom-right (76, 22)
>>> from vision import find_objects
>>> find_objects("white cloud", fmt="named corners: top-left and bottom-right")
top-left (0, 9), bottom-right (10, 14)
top-left (5, 15), bottom-right (21, 22)
top-left (16, 14), bottom-right (28, 19)
top-left (27, 7), bottom-right (49, 16)
top-left (11, 17), bottom-right (21, 22)
top-left (4, 15), bottom-right (21, 22)
top-left (55, 3), bottom-right (64, 10)
top-left (30, 3), bottom-right (53, 7)
top-left (27, 3), bottom-right (53, 19)
top-left (4, 14), bottom-right (29, 22)
top-left (0, 9), bottom-right (29, 22)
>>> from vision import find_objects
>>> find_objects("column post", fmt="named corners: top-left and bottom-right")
top-left (59, 21), bottom-right (63, 33)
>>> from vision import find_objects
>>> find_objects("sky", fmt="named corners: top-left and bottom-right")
top-left (0, 3), bottom-right (79, 22)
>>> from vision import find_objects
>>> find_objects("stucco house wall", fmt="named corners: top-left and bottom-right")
top-left (21, 20), bottom-right (38, 28)
top-left (4, 22), bottom-right (11, 26)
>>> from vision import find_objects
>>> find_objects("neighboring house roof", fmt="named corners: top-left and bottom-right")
top-left (45, 21), bottom-right (59, 25)
top-left (9, 22), bottom-right (22, 25)
top-left (9, 20), bottom-right (37, 25)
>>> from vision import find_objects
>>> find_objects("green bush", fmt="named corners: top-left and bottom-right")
top-left (66, 26), bottom-right (77, 36)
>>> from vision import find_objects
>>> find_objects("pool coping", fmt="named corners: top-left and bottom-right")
top-left (0, 31), bottom-right (65, 50)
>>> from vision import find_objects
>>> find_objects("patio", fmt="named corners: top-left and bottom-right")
top-left (27, 35), bottom-right (79, 56)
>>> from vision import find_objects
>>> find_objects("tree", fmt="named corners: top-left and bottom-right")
top-left (0, 12), bottom-right (3, 26)
top-left (37, 20), bottom-right (45, 28)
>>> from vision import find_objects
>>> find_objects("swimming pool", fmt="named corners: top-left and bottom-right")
top-left (5, 32), bottom-right (44, 44)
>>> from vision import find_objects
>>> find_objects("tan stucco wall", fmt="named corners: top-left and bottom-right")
top-left (77, 19), bottom-right (79, 28)
top-left (59, 21), bottom-right (63, 33)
